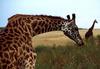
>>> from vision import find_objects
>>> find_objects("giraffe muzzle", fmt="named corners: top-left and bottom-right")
top-left (76, 39), bottom-right (84, 46)
top-left (78, 41), bottom-right (84, 46)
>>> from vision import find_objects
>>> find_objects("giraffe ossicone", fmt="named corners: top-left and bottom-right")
top-left (0, 13), bottom-right (83, 69)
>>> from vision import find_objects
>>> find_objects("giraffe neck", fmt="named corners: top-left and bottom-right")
top-left (6, 14), bottom-right (66, 40)
top-left (32, 19), bottom-right (64, 36)
top-left (89, 21), bottom-right (96, 31)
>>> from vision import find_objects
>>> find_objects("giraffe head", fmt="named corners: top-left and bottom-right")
top-left (61, 14), bottom-right (84, 46)
top-left (94, 19), bottom-right (98, 23)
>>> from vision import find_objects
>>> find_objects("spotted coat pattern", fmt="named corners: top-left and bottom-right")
top-left (0, 14), bottom-right (83, 69)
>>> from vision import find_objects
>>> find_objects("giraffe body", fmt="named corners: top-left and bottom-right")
top-left (0, 14), bottom-right (83, 69)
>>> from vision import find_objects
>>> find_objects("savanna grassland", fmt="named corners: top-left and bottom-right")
top-left (32, 29), bottom-right (100, 69)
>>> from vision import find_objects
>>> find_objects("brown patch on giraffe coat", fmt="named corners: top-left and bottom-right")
top-left (18, 26), bottom-right (24, 34)
top-left (14, 32), bottom-right (20, 36)
top-left (29, 16), bottom-right (34, 19)
top-left (44, 23), bottom-right (48, 30)
top-left (1, 59), bottom-right (10, 64)
top-left (23, 35), bottom-right (27, 41)
top-left (45, 19), bottom-right (50, 23)
top-left (25, 54), bottom-right (30, 60)
top-left (9, 46), bottom-right (15, 51)
top-left (32, 21), bottom-right (37, 29)
top-left (8, 33), bottom-right (14, 37)
top-left (40, 21), bottom-right (45, 27)
top-left (49, 24), bottom-right (53, 31)
top-left (3, 52), bottom-right (9, 59)
top-left (4, 29), bottom-right (9, 33)
top-left (6, 41), bottom-right (12, 44)
top-left (0, 52), bottom-right (3, 58)
top-left (3, 46), bottom-right (9, 51)
top-left (25, 33), bottom-right (30, 38)
top-left (36, 18), bottom-right (42, 20)
top-left (41, 27), bottom-right (45, 33)
top-left (13, 44), bottom-right (18, 51)
top-left (15, 37), bottom-right (19, 40)
top-left (27, 25), bottom-right (32, 35)
top-left (34, 26), bottom-right (41, 33)
top-left (5, 36), bottom-right (12, 40)
top-left (14, 28), bottom-right (21, 35)
top-left (14, 20), bottom-right (18, 27)
top-left (0, 37), bottom-right (5, 43)
top-left (32, 31), bottom-right (36, 36)
top-left (20, 37), bottom-right (25, 43)
top-left (25, 17), bottom-right (31, 23)
top-left (9, 28), bottom-right (14, 33)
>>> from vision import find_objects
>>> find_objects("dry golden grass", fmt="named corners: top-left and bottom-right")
top-left (32, 29), bottom-right (100, 47)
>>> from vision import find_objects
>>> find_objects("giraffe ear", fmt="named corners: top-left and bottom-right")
top-left (67, 15), bottom-right (70, 20)
top-left (72, 13), bottom-right (75, 19)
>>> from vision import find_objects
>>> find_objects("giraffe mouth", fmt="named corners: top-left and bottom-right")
top-left (77, 42), bottom-right (84, 46)
top-left (75, 39), bottom-right (84, 46)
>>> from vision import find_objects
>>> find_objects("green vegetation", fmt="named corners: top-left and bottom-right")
top-left (97, 35), bottom-right (100, 40)
top-left (0, 27), bottom-right (4, 30)
top-left (35, 36), bottom-right (100, 69)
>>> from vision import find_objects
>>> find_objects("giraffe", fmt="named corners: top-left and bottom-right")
top-left (85, 19), bottom-right (98, 39)
top-left (0, 13), bottom-right (84, 69)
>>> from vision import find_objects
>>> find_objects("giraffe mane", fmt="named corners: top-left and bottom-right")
top-left (38, 15), bottom-right (65, 20)
top-left (8, 14), bottom-right (20, 20)
top-left (8, 14), bottom-right (67, 21)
